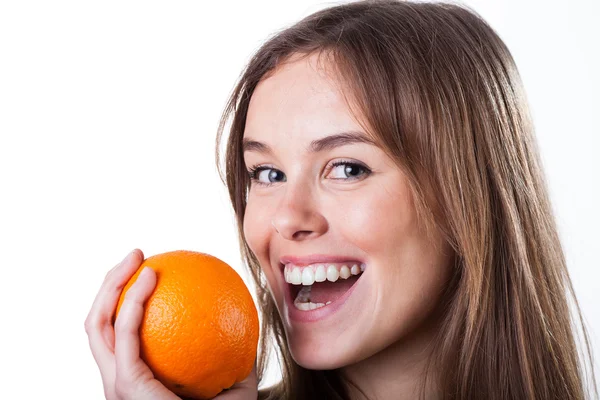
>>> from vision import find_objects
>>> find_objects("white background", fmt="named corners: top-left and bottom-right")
top-left (0, 0), bottom-right (598, 398)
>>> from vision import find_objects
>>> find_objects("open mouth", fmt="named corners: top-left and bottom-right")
top-left (282, 262), bottom-right (365, 311)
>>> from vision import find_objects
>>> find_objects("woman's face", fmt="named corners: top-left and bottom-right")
top-left (242, 53), bottom-right (453, 370)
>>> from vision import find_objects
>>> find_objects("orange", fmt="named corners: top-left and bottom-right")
top-left (114, 250), bottom-right (259, 399)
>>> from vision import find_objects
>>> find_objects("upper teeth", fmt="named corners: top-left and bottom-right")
top-left (284, 263), bottom-right (365, 285)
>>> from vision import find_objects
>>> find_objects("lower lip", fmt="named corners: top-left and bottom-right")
top-left (283, 266), bottom-right (365, 323)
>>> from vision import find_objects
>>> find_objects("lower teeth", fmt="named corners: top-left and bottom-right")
top-left (293, 285), bottom-right (333, 311)
top-left (293, 300), bottom-right (332, 311)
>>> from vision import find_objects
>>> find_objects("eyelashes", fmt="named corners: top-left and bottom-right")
top-left (247, 160), bottom-right (372, 187)
top-left (246, 164), bottom-right (285, 187)
top-left (247, 165), bottom-right (282, 186)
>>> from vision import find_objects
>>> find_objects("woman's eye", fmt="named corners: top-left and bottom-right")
top-left (247, 166), bottom-right (286, 186)
top-left (247, 160), bottom-right (371, 187)
top-left (328, 161), bottom-right (370, 180)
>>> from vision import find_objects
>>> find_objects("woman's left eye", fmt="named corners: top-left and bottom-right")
top-left (328, 160), bottom-right (371, 180)
top-left (246, 160), bottom-right (371, 187)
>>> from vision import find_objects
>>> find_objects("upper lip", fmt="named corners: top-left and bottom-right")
top-left (279, 254), bottom-right (364, 267)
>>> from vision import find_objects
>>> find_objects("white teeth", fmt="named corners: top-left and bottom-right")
top-left (339, 265), bottom-right (351, 279)
top-left (293, 287), bottom-right (334, 311)
top-left (294, 301), bottom-right (327, 311)
top-left (293, 297), bottom-right (334, 311)
top-left (326, 265), bottom-right (339, 282)
top-left (301, 268), bottom-right (315, 285)
top-left (291, 267), bottom-right (302, 285)
top-left (284, 262), bottom-right (366, 285)
top-left (314, 265), bottom-right (327, 282)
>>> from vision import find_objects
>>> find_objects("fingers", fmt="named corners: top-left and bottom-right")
top-left (84, 249), bottom-right (144, 377)
top-left (86, 250), bottom-right (180, 400)
top-left (115, 266), bottom-right (157, 383)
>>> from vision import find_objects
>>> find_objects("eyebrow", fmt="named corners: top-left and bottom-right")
top-left (242, 131), bottom-right (378, 155)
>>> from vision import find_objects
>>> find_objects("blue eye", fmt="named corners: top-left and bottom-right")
top-left (247, 160), bottom-right (371, 187)
top-left (247, 166), bottom-right (286, 186)
top-left (328, 160), bottom-right (369, 179)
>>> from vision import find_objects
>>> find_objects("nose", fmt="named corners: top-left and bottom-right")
top-left (270, 182), bottom-right (327, 241)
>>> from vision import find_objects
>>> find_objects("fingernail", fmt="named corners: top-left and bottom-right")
top-left (120, 250), bottom-right (136, 265)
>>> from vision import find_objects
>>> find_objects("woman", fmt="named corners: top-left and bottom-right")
top-left (85, 0), bottom-right (597, 398)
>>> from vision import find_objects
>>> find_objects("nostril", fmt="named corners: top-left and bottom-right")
top-left (292, 231), bottom-right (314, 240)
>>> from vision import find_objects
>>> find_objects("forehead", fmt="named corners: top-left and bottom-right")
top-left (243, 53), bottom-right (367, 148)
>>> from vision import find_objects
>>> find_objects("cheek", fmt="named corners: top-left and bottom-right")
top-left (339, 180), bottom-right (451, 337)
top-left (337, 181), bottom-right (416, 252)
top-left (242, 199), bottom-right (271, 256)
top-left (243, 199), bottom-right (279, 291)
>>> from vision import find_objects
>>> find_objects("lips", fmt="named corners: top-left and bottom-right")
top-left (278, 254), bottom-right (365, 300)
top-left (280, 261), bottom-right (367, 323)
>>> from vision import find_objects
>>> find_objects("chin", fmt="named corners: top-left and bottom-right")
top-left (286, 336), bottom-right (357, 370)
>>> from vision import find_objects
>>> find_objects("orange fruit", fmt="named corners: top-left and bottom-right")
top-left (114, 250), bottom-right (259, 399)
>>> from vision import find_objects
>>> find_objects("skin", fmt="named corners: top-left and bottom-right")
top-left (242, 53), bottom-right (454, 399)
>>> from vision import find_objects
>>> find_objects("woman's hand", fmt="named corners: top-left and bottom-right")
top-left (85, 249), bottom-right (259, 400)
top-left (85, 249), bottom-right (180, 399)
top-left (207, 365), bottom-right (258, 400)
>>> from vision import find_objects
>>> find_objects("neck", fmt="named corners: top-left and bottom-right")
top-left (340, 314), bottom-right (443, 400)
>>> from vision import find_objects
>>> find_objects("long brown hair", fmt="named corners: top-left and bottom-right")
top-left (214, 1), bottom-right (597, 398)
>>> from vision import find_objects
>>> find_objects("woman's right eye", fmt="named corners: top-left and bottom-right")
top-left (248, 166), bottom-right (286, 187)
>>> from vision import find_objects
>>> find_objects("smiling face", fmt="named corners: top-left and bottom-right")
top-left (242, 52), bottom-right (454, 370)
